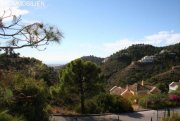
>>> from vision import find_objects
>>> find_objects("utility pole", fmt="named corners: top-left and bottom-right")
top-left (157, 109), bottom-right (158, 121)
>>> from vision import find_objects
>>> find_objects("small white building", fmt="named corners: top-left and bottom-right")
top-left (160, 49), bottom-right (169, 54)
top-left (102, 58), bottom-right (109, 63)
top-left (139, 56), bottom-right (155, 63)
top-left (169, 81), bottom-right (180, 93)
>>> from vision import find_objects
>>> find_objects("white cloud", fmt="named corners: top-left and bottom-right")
top-left (144, 31), bottom-right (180, 45)
top-left (103, 39), bottom-right (140, 52)
top-left (103, 31), bottom-right (180, 54)
top-left (0, 0), bottom-right (29, 19)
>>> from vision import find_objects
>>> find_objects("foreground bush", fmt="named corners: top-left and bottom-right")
top-left (0, 110), bottom-right (25, 121)
top-left (76, 93), bottom-right (133, 114)
top-left (10, 75), bottom-right (49, 121)
top-left (161, 113), bottom-right (180, 121)
top-left (0, 87), bottom-right (13, 108)
top-left (139, 93), bottom-right (180, 109)
top-left (96, 94), bottom-right (133, 113)
top-left (168, 87), bottom-right (180, 107)
top-left (139, 93), bottom-right (168, 109)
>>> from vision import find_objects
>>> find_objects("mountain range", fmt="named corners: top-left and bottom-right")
top-left (80, 43), bottom-right (180, 89)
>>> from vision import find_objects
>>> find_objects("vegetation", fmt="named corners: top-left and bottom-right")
top-left (81, 55), bottom-right (104, 65)
top-left (0, 72), bottom-right (50, 121)
top-left (0, 11), bottom-right (180, 119)
top-left (77, 93), bottom-right (133, 114)
top-left (100, 43), bottom-right (180, 88)
top-left (0, 110), bottom-right (25, 121)
top-left (0, 42), bottom-right (180, 120)
top-left (168, 87), bottom-right (180, 106)
top-left (10, 75), bottom-right (49, 121)
top-left (161, 113), bottom-right (180, 121)
top-left (139, 90), bottom-right (180, 109)
top-left (59, 59), bottom-right (105, 113)
top-left (0, 10), bottom-right (62, 121)
top-left (139, 93), bottom-right (168, 109)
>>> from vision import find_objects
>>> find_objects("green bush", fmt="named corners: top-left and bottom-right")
top-left (76, 93), bottom-right (133, 114)
top-left (75, 99), bottom-right (101, 114)
top-left (139, 94), bottom-right (168, 109)
top-left (96, 94), bottom-right (133, 113)
top-left (10, 75), bottom-right (49, 121)
top-left (0, 110), bottom-right (25, 121)
top-left (84, 100), bottom-right (101, 113)
top-left (0, 87), bottom-right (13, 108)
top-left (161, 113), bottom-right (180, 121)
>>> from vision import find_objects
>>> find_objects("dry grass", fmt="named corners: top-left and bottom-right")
top-left (48, 107), bottom-right (78, 115)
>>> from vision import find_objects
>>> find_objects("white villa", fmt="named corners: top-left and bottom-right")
top-left (139, 56), bottom-right (155, 63)
top-left (169, 81), bottom-right (180, 93)
top-left (102, 58), bottom-right (109, 63)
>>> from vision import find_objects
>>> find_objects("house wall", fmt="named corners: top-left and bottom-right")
top-left (169, 85), bottom-right (179, 92)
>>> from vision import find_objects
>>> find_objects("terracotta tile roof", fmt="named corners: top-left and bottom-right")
top-left (110, 86), bottom-right (125, 96)
top-left (149, 87), bottom-right (161, 94)
top-left (110, 82), bottom-right (161, 97)
top-left (129, 83), bottom-right (149, 92)
top-left (121, 89), bottom-right (134, 96)
top-left (143, 85), bottom-right (154, 90)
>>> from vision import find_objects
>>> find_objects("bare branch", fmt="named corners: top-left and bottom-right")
top-left (0, 10), bottom-right (63, 55)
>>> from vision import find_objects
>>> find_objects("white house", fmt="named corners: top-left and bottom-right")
top-left (160, 49), bottom-right (170, 54)
top-left (102, 58), bottom-right (109, 63)
top-left (169, 81), bottom-right (180, 93)
top-left (139, 56), bottom-right (155, 63)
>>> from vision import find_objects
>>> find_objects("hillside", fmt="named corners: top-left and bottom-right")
top-left (0, 54), bottom-right (59, 85)
top-left (101, 43), bottom-right (180, 88)
top-left (148, 66), bottom-right (180, 84)
top-left (101, 44), bottom-right (160, 79)
top-left (81, 55), bottom-right (104, 66)
top-left (45, 43), bottom-right (180, 90)
top-left (58, 43), bottom-right (180, 89)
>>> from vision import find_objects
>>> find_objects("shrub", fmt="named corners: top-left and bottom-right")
top-left (169, 95), bottom-right (180, 102)
top-left (10, 76), bottom-right (49, 121)
top-left (96, 94), bottom-right (133, 113)
top-left (161, 113), bottom-right (180, 121)
top-left (0, 110), bottom-right (25, 121)
top-left (139, 93), bottom-right (168, 109)
top-left (0, 87), bottom-right (13, 108)
top-left (76, 93), bottom-right (133, 114)
top-left (75, 99), bottom-right (101, 114)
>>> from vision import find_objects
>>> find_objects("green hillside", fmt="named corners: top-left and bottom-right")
top-left (100, 43), bottom-right (180, 88)
top-left (81, 55), bottom-right (104, 65)
top-left (60, 43), bottom-right (180, 89)
top-left (0, 54), bottom-right (59, 85)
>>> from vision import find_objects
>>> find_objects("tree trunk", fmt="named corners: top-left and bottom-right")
top-left (80, 80), bottom-right (85, 114)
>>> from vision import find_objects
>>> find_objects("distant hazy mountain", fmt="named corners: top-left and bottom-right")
top-left (48, 64), bottom-right (65, 70)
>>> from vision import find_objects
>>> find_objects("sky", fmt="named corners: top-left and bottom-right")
top-left (0, 0), bottom-right (180, 64)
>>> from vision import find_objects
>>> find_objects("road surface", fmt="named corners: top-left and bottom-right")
top-left (52, 107), bottom-right (180, 121)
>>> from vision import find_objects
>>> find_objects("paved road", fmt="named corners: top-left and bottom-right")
top-left (52, 107), bottom-right (180, 121)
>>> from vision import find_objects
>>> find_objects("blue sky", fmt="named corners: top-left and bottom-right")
top-left (0, 0), bottom-right (180, 64)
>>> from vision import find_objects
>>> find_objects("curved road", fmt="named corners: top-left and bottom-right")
top-left (52, 107), bottom-right (180, 121)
